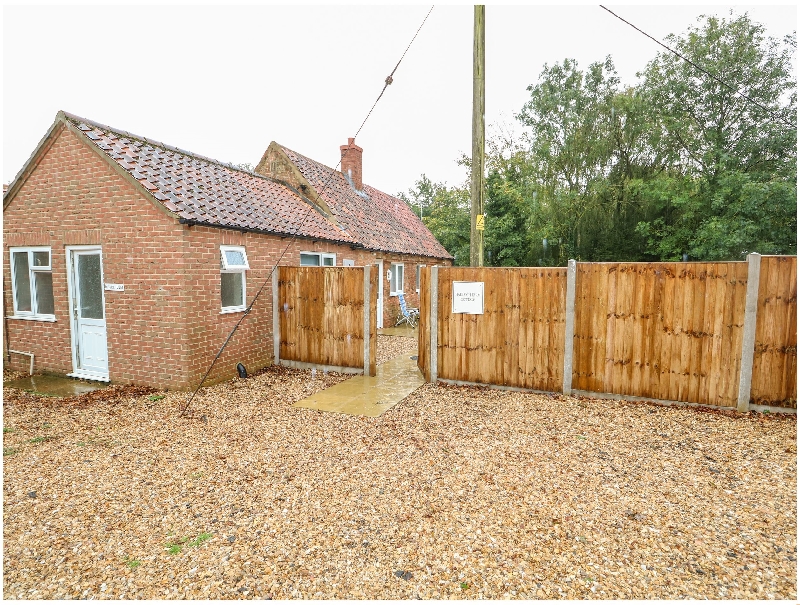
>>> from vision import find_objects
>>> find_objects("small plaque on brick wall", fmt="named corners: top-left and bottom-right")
top-left (104, 283), bottom-right (124, 292)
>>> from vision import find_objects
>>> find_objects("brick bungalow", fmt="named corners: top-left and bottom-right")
top-left (3, 111), bottom-right (452, 389)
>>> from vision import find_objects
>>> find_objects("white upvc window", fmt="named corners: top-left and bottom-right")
top-left (299, 252), bottom-right (336, 266)
top-left (416, 264), bottom-right (426, 293)
top-left (220, 245), bottom-right (249, 313)
top-left (10, 247), bottom-right (55, 320)
top-left (389, 262), bottom-right (404, 296)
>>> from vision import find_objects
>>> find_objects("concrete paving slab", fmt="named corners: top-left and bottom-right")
top-left (293, 353), bottom-right (424, 417)
top-left (4, 374), bottom-right (105, 397)
top-left (378, 326), bottom-right (418, 338)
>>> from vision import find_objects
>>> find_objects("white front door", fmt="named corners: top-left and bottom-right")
top-left (68, 248), bottom-right (109, 381)
top-left (375, 260), bottom-right (384, 329)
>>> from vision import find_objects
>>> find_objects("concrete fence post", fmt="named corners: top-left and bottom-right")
top-left (430, 266), bottom-right (439, 383)
top-left (272, 268), bottom-right (280, 366)
top-left (562, 259), bottom-right (577, 395)
top-left (363, 266), bottom-right (371, 376)
top-left (737, 252), bottom-right (761, 413)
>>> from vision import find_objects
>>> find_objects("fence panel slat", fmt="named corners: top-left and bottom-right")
top-left (751, 256), bottom-right (797, 408)
top-left (504, 270), bottom-right (521, 387)
top-left (701, 265), bottom-right (716, 400)
top-left (573, 264), bottom-right (591, 392)
top-left (417, 266), bottom-right (430, 380)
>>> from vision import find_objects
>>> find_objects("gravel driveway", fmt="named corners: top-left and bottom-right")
top-left (3, 338), bottom-right (796, 599)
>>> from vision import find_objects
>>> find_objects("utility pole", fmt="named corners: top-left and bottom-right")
top-left (470, 5), bottom-right (485, 267)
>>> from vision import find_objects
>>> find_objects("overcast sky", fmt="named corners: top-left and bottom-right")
top-left (3, 3), bottom-right (797, 196)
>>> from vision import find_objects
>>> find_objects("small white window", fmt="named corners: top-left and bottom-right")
top-left (416, 264), bottom-right (426, 293)
top-left (220, 246), bottom-right (248, 313)
top-left (10, 247), bottom-right (55, 320)
top-left (299, 252), bottom-right (335, 266)
top-left (389, 262), bottom-right (404, 296)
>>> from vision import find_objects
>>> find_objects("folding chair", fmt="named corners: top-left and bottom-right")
top-left (395, 292), bottom-right (419, 328)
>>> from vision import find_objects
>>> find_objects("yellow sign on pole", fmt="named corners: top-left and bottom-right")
top-left (476, 214), bottom-right (485, 231)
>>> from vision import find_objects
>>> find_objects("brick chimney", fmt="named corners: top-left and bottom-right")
top-left (340, 138), bottom-right (363, 190)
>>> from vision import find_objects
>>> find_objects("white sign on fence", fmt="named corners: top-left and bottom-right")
top-left (452, 281), bottom-right (484, 314)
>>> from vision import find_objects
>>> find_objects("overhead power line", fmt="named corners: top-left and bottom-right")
top-left (181, 6), bottom-right (435, 417)
top-left (599, 5), bottom-right (794, 129)
top-left (354, 5), bottom-right (435, 140)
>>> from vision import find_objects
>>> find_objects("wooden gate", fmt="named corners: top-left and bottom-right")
top-left (274, 266), bottom-right (377, 376)
top-left (418, 266), bottom-right (568, 391)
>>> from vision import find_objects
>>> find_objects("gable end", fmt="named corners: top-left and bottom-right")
top-left (255, 142), bottom-right (338, 222)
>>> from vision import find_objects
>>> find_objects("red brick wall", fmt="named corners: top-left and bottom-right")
top-left (3, 125), bottom-right (192, 389)
top-left (3, 124), bottom-right (451, 390)
top-left (180, 232), bottom-right (450, 386)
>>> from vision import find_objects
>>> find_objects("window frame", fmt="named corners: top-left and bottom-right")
top-left (9, 246), bottom-right (56, 321)
top-left (220, 245), bottom-right (249, 314)
top-left (389, 262), bottom-right (404, 296)
top-left (416, 264), bottom-right (426, 293)
top-left (299, 252), bottom-right (336, 267)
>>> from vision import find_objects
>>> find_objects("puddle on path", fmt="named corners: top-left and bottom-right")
top-left (4, 374), bottom-right (106, 397)
top-left (293, 353), bottom-right (425, 417)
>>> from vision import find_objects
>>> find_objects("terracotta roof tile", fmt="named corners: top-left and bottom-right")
top-left (58, 113), bottom-right (451, 260)
top-left (62, 114), bottom-right (357, 245)
top-left (281, 146), bottom-right (453, 260)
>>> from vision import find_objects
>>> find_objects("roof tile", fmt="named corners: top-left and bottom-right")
top-left (60, 113), bottom-right (451, 260)
top-left (63, 114), bottom-right (357, 245)
top-left (281, 147), bottom-right (452, 259)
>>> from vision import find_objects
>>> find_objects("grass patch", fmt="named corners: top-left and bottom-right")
top-left (124, 557), bottom-right (141, 570)
top-left (188, 532), bottom-right (213, 547)
top-left (165, 532), bottom-right (213, 555)
top-left (77, 437), bottom-right (119, 448)
top-left (166, 543), bottom-right (183, 555)
top-left (460, 582), bottom-right (470, 590)
top-left (29, 436), bottom-right (52, 444)
top-left (148, 394), bottom-right (165, 402)
top-left (3, 447), bottom-right (18, 457)
top-left (3, 427), bottom-right (14, 434)
top-left (164, 536), bottom-right (188, 555)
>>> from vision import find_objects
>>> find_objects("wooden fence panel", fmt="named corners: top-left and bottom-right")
top-left (418, 258), bottom-right (795, 410)
top-left (751, 256), bottom-right (797, 408)
top-left (573, 263), bottom-right (604, 393)
top-left (278, 266), bottom-right (375, 374)
top-left (433, 267), bottom-right (567, 390)
top-left (573, 262), bottom-right (748, 407)
top-left (417, 266), bottom-right (430, 381)
top-left (367, 266), bottom-right (378, 376)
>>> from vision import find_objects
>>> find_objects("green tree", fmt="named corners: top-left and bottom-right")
top-left (484, 134), bottom-right (537, 266)
top-left (636, 13), bottom-right (797, 259)
top-left (398, 176), bottom-right (471, 265)
top-left (399, 12), bottom-right (796, 265)
top-left (517, 57), bottom-right (656, 262)
top-left (518, 57), bottom-right (618, 196)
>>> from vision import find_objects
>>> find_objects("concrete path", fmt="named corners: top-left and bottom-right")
top-left (4, 374), bottom-right (105, 397)
top-left (293, 351), bottom-right (424, 417)
top-left (377, 325), bottom-right (417, 337)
